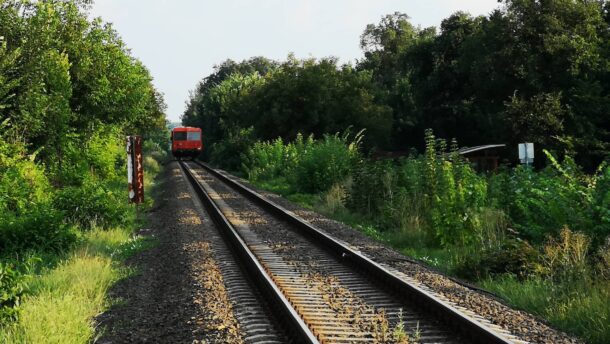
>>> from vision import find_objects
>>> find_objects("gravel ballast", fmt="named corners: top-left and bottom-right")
top-left (96, 163), bottom-right (244, 343)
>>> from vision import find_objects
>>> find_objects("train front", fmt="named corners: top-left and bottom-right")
top-left (171, 127), bottom-right (202, 158)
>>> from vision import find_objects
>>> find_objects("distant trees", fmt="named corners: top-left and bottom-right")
top-left (184, 0), bottom-right (609, 168)
top-left (357, 1), bottom-right (610, 167)
top-left (183, 56), bottom-right (392, 156)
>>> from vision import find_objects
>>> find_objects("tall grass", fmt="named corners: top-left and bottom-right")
top-left (480, 276), bottom-right (610, 344)
top-left (0, 138), bottom-right (165, 342)
top-left (0, 227), bottom-right (134, 343)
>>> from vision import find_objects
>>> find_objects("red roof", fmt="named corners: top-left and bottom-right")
top-left (172, 126), bottom-right (201, 132)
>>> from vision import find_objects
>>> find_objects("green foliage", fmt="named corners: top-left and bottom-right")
top-left (210, 127), bottom-right (256, 171)
top-left (183, 56), bottom-right (392, 154)
top-left (506, 152), bottom-right (610, 243)
top-left (291, 133), bottom-right (361, 193)
top-left (0, 0), bottom-right (167, 328)
top-left (242, 131), bottom-right (362, 194)
top-left (0, 206), bottom-right (75, 256)
top-left (53, 182), bottom-right (129, 230)
top-left (0, 123), bottom-right (76, 255)
top-left (242, 135), bottom-right (303, 182)
top-left (347, 130), bottom-right (488, 246)
top-left (0, 259), bottom-right (35, 324)
top-left (423, 130), bottom-right (488, 246)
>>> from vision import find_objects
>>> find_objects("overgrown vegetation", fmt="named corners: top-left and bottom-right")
top-left (0, 0), bottom-right (167, 340)
top-left (0, 225), bottom-right (157, 343)
top-left (242, 131), bottom-right (362, 193)
top-left (231, 130), bottom-right (610, 343)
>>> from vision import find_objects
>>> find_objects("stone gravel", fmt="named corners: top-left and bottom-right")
top-left (95, 163), bottom-right (243, 343)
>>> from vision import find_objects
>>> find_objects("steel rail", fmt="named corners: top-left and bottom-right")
top-left (179, 161), bottom-right (319, 343)
top-left (194, 160), bottom-right (513, 344)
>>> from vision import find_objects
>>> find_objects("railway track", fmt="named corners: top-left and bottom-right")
top-left (179, 160), bottom-right (523, 344)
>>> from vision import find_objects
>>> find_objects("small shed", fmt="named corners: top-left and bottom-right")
top-left (458, 144), bottom-right (506, 172)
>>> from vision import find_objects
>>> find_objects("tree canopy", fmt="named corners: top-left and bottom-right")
top-left (184, 0), bottom-right (610, 169)
top-left (0, 0), bottom-right (166, 179)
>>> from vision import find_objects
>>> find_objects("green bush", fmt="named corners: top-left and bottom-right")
top-left (0, 156), bottom-right (53, 216)
top-left (291, 133), bottom-right (361, 193)
top-left (0, 207), bottom-right (75, 255)
top-left (347, 130), bottom-right (488, 247)
top-left (242, 135), bottom-right (305, 182)
top-left (0, 261), bottom-right (31, 324)
top-left (53, 182), bottom-right (130, 230)
top-left (243, 131), bottom-right (362, 194)
top-left (454, 239), bottom-right (540, 280)
top-left (347, 160), bottom-right (395, 216)
top-left (507, 153), bottom-right (608, 244)
top-left (143, 139), bottom-right (168, 163)
top-left (210, 127), bottom-right (256, 170)
top-left (0, 136), bottom-right (75, 255)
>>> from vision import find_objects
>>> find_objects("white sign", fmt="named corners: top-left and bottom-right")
top-left (518, 143), bottom-right (534, 165)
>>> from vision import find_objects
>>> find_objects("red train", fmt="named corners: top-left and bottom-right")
top-left (171, 126), bottom-right (203, 158)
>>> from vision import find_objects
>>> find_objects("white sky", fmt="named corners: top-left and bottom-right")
top-left (89, 1), bottom-right (501, 122)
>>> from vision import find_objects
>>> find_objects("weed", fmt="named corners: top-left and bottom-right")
top-left (541, 227), bottom-right (591, 282)
top-left (0, 254), bottom-right (118, 344)
top-left (391, 309), bottom-right (410, 343)
top-left (481, 276), bottom-right (610, 344)
top-left (596, 236), bottom-right (610, 280)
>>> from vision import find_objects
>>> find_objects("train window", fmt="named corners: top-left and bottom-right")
top-left (173, 132), bottom-right (187, 140)
top-left (187, 131), bottom-right (201, 141)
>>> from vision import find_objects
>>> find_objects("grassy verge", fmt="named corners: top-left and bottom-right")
top-left (0, 227), bottom-right (154, 343)
top-left (0, 149), bottom-right (164, 343)
top-left (480, 276), bottom-right (609, 344)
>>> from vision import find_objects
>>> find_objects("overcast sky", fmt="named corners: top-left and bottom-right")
top-left (89, 1), bottom-right (501, 122)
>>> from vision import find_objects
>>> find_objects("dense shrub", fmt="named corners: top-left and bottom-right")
top-left (291, 133), bottom-right (361, 193)
top-left (0, 133), bottom-right (76, 255)
top-left (0, 260), bottom-right (33, 324)
top-left (242, 131), bottom-right (362, 193)
top-left (242, 135), bottom-right (306, 181)
top-left (454, 239), bottom-right (540, 280)
top-left (210, 127), bottom-right (256, 171)
top-left (348, 160), bottom-right (396, 217)
top-left (53, 182), bottom-right (130, 230)
top-left (0, 207), bottom-right (75, 255)
top-left (505, 154), bottom-right (609, 244)
top-left (347, 130), bottom-right (488, 246)
top-left (423, 131), bottom-right (488, 246)
top-left (143, 140), bottom-right (168, 164)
